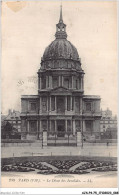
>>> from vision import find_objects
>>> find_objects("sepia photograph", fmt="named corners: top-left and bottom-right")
top-left (1, 0), bottom-right (118, 190)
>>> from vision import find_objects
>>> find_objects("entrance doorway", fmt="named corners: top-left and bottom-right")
top-left (57, 96), bottom-right (65, 113)
top-left (57, 120), bottom-right (65, 137)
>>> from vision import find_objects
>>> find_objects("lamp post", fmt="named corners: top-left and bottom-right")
top-left (81, 120), bottom-right (83, 148)
top-left (37, 109), bottom-right (39, 140)
top-left (55, 131), bottom-right (56, 146)
top-left (42, 131), bottom-right (43, 149)
top-left (67, 131), bottom-right (70, 146)
top-left (26, 111), bottom-right (29, 137)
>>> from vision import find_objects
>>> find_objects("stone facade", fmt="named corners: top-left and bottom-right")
top-left (21, 7), bottom-right (101, 145)
top-left (100, 108), bottom-right (117, 139)
top-left (4, 110), bottom-right (21, 133)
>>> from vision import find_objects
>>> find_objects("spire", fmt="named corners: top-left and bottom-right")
top-left (55, 5), bottom-right (67, 39)
top-left (59, 5), bottom-right (63, 22)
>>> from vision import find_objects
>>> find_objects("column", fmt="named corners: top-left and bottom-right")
top-left (72, 97), bottom-right (74, 111)
top-left (70, 96), bottom-right (72, 111)
top-left (74, 96), bottom-right (75, 112)
top-left (72, 76), bottom-right (73, 88)
top-left (40, 77), bottom-right (41, 89)
top-left (65, 96), bottom-right (67, 111)
top-left (47, 120), bottom-right (49, 132)
top-left (46, 76), bottom-right (48, 89)
top-left (62, 76), bottom-right (63, 86)
top-left (40, 96), bottom-right (42, 114)
top-left (83, 120), bottom-right (86, 132)
top-left (81, 77), bottom-right (83, 90)
top-left (40, 120), bottom-right (41, 132)
top-left (71, 119), bottom-right (73, 134)
top-left (73, 120), bottom-right (75, 135)
top-left (77, 131), bottom-right (82, 147)
top-left (27, 101), bottom-right (29, 112)
top-left (49, 120), bottom-right (51, 132)
top-left (80, 98), bottom-right (82, 114)
top-left (47, 96), bottom-right (48, 112)
top-left (55, 120), bottom-right (57, 132)
top-left (37, 120), bottom-right (38, 138)
top-left (39, 96), bottom-right (41, 113)
top-left (59, 76), bottom-right (60, 87)
top-left (49, 96), bottom-right (51, 112)
top-left (27, 120), bottom-right (29, 133)
top-left (82, 76), bottom-right (84, 90)
top-left (55, 96), bottom-right (57, 111)
top-left (26, 120), bottom-right (29, 140)
top-left (43, 131), bottom-right (47, 146)
top-left (93, 120), bottom-right (96, 136)
top-left (49, 76), bottom-right (52, 89)
top-left (65, 120), bottom-right (67, 132)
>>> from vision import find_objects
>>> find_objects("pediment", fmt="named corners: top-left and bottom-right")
top-left (51, 86), bottom-right (70, 92)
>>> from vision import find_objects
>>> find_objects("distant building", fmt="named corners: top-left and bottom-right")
top-left (100, 108), bottom-right (117, 139)
top-left (20, 6), bottom-right (101, 146)
top-left (4, 109), bottom-right (21, 133)
top-left (1, 113), bottom-right (7, 123)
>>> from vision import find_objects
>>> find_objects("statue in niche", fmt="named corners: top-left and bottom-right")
top-left (71, 62), bottom-right (75, 69)
top-left (47, 61), bottom-right (51, 69)
top-left (42, 97), bottom-right (47, 112)
top-left (42, 120), bottom-right (47, 130)
top-left (60, 60), bottom-right (64, 68)
top-left (68, 61), bottom-right (72, 69)
top-left (63, 61), bottom-right (67, 68)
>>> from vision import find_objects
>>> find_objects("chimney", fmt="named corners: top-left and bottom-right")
top-left (8, 109), bottom-right (12, 115)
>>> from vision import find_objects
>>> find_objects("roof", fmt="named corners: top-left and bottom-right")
top-left (1, 115), bottom-right (7, 122)
top-left (4, 111), bottom-right (21, 121)
top-left (21, 95), bottom-right (39, 99)
top-left (83, 95), bottom-right (101, 100)
top-left (41, 6), bottom-right (81, 70)
top-left (43, 39), bottom-right (79, 61)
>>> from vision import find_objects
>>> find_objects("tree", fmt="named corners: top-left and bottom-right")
top-left (1, 121), bottom-right (13, 139)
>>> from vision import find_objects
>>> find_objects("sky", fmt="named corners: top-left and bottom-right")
top-left (1, 1), bottom-right (117, 115)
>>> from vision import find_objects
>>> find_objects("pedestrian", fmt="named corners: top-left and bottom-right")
top-left (107, 141), bottom-right (109, 147)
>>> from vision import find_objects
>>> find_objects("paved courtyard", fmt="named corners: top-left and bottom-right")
top-left (1, 143), bottom-right (117, 158)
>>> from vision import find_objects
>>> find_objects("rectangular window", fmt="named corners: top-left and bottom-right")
top-left (41, 76), bottom-right (46, 89)
top-left (79, 78), bottom-right (81, 89)
top-left (30, 121), bottom-right (37, 132)
top-left (51, 96), bottom-right (55, 111)
top-left (67, 120), bottom-right (71, 132)
top-left (31, 103), bottom-right (36, 111)
top-left (86, 121), bottom-right (93, 134)
top-left (76, 80), bottom-right (78, 89)
top-left (75, 97), bottom-right (80, 112)
top-left (64, 78), bottom-right (69, 88)
top-left (47, 76), bottom-right (49, 88)
top-left (72, 97), bottom-right (74, 110)
top-left (67, 96), bottom-right (70, 111)
top-left (42, 120), bottom-right (47, 130)
top-left (86, 102), bottom-right (91, 111)
top-left (42, 97), bottom-right (47, 112)
top-left (51, 120), bottom-right (55, 132)
top-left (75, 120), bottom-right (80, 132)
top-left (52, 77), bottom-right (58, 88)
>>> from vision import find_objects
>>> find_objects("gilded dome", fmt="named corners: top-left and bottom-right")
top-left (43, 39), bottom-right (79, 61)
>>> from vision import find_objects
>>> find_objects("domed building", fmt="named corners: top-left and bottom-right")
top-left (21, 7), bottom-right (101, 146)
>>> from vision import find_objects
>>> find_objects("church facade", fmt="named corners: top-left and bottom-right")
top-left (21, 7), bottom-right (101, 145)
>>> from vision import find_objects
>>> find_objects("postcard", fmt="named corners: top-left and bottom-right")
top-left (1, 0), bottom-right (118, 192)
